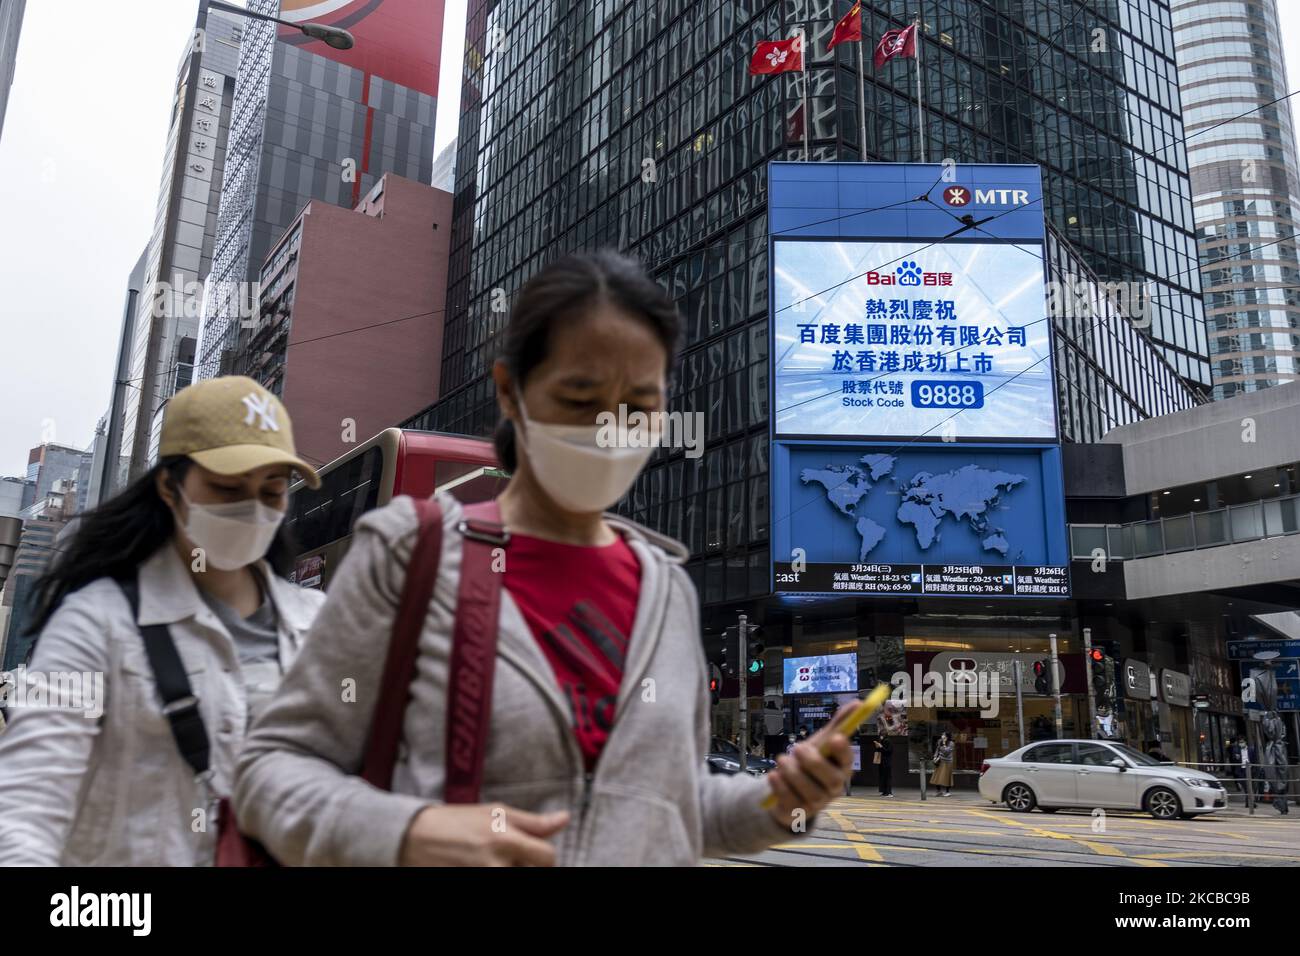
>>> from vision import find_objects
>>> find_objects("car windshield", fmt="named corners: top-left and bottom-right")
top-left (1109, 743), bottom-right (1163, 766)
top-left (711, 738), bottom-right (739, 755)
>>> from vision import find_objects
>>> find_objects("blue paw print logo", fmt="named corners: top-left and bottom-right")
top-left (896, 260), bottom-right (923, 286)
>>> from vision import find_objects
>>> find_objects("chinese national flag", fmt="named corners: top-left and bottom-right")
top-left (749, 37), bottom-right (803, 75)
top-left (828, 2), bottom-right (863, 51)
top-left (873, 22), bottom-right (918, 68)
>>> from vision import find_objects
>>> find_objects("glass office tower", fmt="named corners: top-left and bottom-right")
top-left (404, 0), bottom-right (1208, 602)
top-left (1172, 0), bottom-right (1300, 397)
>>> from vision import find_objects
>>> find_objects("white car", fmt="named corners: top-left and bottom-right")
top-left (979, 739), bottom-right (1226, 820)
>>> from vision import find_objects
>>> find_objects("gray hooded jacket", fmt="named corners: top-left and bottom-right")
top-left (233, 493), bottom-right (800, 865)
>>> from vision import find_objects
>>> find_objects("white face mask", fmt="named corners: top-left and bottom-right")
top-left (177, 490), bottom-right (286, 571)
top-left (516, 398), bottom-right (656, 514)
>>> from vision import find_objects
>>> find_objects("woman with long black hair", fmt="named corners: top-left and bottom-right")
top-left (0, 377), bottom-right (325, 865)
top-left (234, 251), bottom-right (855, 866)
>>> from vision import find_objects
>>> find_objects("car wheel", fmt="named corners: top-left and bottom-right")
top-left (1145, 787), bottom-right (1182, 820)
top-left (1003, 782), bottom-right (1037, 812)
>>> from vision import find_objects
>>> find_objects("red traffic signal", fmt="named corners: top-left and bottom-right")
top-left (1089, 648), bottom-right (1104, 662)
top-left (1033, 661), bottom-right (1046, 676)
top-left (708, 677), bottom-right (719, 692)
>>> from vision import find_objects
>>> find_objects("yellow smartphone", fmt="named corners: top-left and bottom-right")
top-left (759, 682), bottom-right (891, 809)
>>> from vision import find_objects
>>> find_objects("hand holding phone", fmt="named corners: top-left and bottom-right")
top-left (760, 682), bottom-right (890, 810)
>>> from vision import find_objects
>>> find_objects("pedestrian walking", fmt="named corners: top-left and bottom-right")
top-left (873, 736), bottom-right (894, 796)
top-left (930, 731), bottom-right (955, 796)
top-left (232, 251), bottom-right (854, 866)
top-left (1229, 736), bottom-right (1248, 793)
top-left (0, 377), bottom-right (325, 865)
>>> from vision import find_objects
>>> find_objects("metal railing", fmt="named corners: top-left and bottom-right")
top-left (1178, 760), bottom-right (1300, 815)
top-left (1070, 493), bottom-right (1300, 560)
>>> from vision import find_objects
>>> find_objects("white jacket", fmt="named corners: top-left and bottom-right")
top-left (0, 543), bottom-right (325, 866)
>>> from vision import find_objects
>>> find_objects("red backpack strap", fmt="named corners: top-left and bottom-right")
top-left (443, 498), bottom-right (507, 804)
top-left (361, 496), bottom-right (444, 789)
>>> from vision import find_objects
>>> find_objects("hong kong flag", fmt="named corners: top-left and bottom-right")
top-left (873, 22), bottom-right (918, 68)
top-left (828, 2), bottom-right (863, 51)
top-left (749, 37), bottom-right (803, 75)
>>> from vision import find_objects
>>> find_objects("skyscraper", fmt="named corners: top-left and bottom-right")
top-left (0, 0), bottom-right (25, 145)
top-left (196, 0), bottom-right (443, 386)
top-left (117, 6), bottom-right (245, 481)
top-left (405, 0), bottom-right (1208, 605)
top-left (1172, 0), bottom-right (1300, 398)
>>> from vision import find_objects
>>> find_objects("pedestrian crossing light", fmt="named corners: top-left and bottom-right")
top-left (748, 640), bottom-right (764, 674)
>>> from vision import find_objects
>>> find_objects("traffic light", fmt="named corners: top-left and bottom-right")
top-left (1033, 659), bottom-right (1052, 695)
top-left (748, 640), bottom-right (765, 674)
top-left (709, 663), bottom-right (722, 706)
top-left (1090, 649), bottom-right (1117, 707)
top-left (1089, 648), bottom-right (1107, 700)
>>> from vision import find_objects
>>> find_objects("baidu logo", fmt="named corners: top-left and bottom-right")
top-left (896, 260), bottom-right (923, 286)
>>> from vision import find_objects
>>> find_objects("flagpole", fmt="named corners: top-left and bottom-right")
top-left (800, 24), bottom-right (811, 162)
top-left (855, 12), bottom-right (867, 157)
top-left (914, 10), bottom-right (926, 163)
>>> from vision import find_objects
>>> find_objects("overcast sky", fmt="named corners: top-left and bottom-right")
top-left (0, 0), bottom-right (466, 476)
top-left (0, 1), bottom-right (1294, 476)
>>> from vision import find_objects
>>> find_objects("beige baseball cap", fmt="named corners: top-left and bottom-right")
top-left (158, 376), bottom-right (321, 488)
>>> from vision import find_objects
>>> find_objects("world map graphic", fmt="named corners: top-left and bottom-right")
top-left (800, 455), bottom-right (1027, 562)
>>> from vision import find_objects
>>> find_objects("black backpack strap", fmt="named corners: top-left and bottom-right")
top-left (118, 577), bottom-right (212, 779)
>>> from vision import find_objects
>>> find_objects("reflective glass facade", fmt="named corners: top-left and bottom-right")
top-left (404, 0), bottom-right (1208, 602)
top-left (1172, 0), bottom-right (1300, 397)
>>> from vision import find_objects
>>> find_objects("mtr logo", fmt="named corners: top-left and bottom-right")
top-left (866, 260), bottom-right (954, 286)
top-left (943, 186), bottom-right (1031, 207)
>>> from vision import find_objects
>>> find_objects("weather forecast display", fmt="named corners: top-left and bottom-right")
top-left (772, 239), bottom-right (1056, 441)
top-left (771, 443), bottom-right (1070, 598)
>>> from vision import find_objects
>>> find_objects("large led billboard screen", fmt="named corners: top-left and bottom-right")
top-left (773, 239), bottom-right (1056, 440)
top-left (767, 162), bottom-right (1069, 599)
top-left (783, 653), bottom-right (859, 695)
top-left (771, 442), bottom-right (1070, 597)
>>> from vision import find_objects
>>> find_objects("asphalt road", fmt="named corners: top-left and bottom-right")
top-left (707, 790), bottom-right (1300, 867)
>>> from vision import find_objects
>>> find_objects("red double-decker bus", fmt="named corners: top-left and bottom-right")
top-left (286, 428), bottom-right (507, 589)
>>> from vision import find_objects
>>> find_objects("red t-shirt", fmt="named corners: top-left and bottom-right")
top-left (503, 531), bottom-right (641, 770)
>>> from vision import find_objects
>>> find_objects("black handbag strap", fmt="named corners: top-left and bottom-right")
top-left (118, 577), bottom-right (211, 778)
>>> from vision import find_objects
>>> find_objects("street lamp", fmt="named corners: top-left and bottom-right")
top-left (208, 0), bottom-right (356, 50)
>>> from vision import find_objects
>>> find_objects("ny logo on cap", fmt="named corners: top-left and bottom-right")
top-left (241, 392), bottom-right (280, 432)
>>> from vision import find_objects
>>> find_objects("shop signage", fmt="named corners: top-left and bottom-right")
top-left (1160, 669), bottom-right (1191, 707)
top-left (1123, 659), bottom-right (1152, 700)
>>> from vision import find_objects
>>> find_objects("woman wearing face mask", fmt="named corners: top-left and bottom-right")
top-left (234, 251), bottom-right (855, 866)
top-left (0, 377), bottom-right (325, 865)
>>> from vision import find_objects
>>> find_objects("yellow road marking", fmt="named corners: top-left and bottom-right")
top-left (963, 808), bottom-right (1076, 840)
